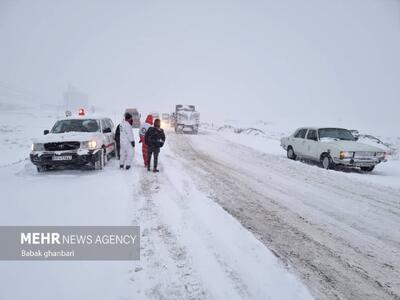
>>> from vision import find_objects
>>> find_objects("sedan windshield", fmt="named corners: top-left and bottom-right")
top-left (51, 119), bottom-right (100, 133)
top-left (318, 128), bottom-right (355, 141)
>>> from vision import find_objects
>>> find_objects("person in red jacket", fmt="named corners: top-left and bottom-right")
top-left (139, 114), bottom-right (153, 167)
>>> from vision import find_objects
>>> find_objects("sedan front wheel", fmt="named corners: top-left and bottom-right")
top-left (321, 154), bottom-right (335, 170)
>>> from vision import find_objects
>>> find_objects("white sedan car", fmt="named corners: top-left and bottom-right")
top-left (281, 127), bottom-right (386, 172)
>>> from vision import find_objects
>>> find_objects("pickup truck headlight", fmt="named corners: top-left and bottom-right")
top-left (31, 143), bottom-right (44, 151)
top-left (376, 152), bottom-right (385, 158)
top-left (339, 151), bottom-right (354, 159)
top-left (81, 140), bottom-right (97, 149)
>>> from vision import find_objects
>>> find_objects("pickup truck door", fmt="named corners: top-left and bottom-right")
top-left (102, 119), bottom-right (114, 154)
top-left (304, 129), bottom-right (319, 160)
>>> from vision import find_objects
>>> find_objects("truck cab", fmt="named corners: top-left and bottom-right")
top-left (175, 104), bottom-right (200, 134)
top-left (125, 108), bottom-right (141, 128)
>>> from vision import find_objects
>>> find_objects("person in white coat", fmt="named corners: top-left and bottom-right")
top-left (119, 113), bottom-right (135, 170)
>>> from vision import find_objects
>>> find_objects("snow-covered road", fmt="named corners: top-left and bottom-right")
top-left (169, 131), bottom-right (400, 300)
top-left (127, 142), bottom-right (311, 299)
top-left (0, 105), bottom-right (312, 300)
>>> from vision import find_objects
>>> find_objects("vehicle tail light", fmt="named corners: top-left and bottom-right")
top-left (78, 108), bottom-right (85, 116)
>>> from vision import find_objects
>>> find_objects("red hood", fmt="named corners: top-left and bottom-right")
top-left (145, 114), bottom-right (153, 125)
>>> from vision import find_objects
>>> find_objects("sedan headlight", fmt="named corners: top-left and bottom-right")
top-left (339, 151), bottom-right (354, 159)
top-left (376, 152), bottom-right (385, 158)
top-left (31, 143), bottom-right (45, 151)
top-left (81, 140), bottom-right (97, 149)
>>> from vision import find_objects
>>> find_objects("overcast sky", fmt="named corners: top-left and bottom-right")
top-left (0, 0), bottom-right (399, 134)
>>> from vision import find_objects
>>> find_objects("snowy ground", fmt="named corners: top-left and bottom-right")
top-left (0, 104), bottom-right (313, 299)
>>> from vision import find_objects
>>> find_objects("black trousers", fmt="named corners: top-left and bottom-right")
top-left (147, 147), bottom-right (160, 170)
top-left (116, 141), bottom-right (120, 159)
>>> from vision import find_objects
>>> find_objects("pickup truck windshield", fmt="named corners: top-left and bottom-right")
top-left (318, 128), bottom-right (355, 141)
top-left (51, 119), bottom-right (100, 133)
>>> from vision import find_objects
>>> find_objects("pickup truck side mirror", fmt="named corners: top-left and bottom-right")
top-left (44, 130), bottom-right (49, 135)
top-left (354, 136), bottom-right (359, 141)
top-left (103, 128), bottom-right (112, 133)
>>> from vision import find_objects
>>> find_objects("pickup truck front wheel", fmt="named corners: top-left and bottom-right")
top-left (36, 165), bottom-right (48, 173)
top-left (94, 149), bottom-right (105, 170)
top-left (287, 146), bottom-right (296, 160)
top-left (360, 166), bottom-right (375, 172)
top-left (321, 154), bottom-right (335, 170)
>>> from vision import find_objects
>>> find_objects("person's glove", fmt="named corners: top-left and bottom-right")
top-left (158, 139), bottom-right (164, 148)
top-left (139, 140), bottom-right (142, 143)
top-left (131, 141), bottom-right (135, 147)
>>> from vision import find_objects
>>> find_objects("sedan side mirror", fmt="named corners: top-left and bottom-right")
top-left (44, 130), bottom-right (49, 135)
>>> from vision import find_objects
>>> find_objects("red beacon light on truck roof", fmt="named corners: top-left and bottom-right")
top-left (78, 108), bottom-right (85, 116)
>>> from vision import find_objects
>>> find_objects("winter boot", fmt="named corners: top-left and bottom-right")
top-left (120, 165), bottom-right (124, 169)
top-left (126, 165), bottom-right (131, 170)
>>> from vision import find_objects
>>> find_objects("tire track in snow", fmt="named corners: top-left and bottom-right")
top-left (129, 167), bottom-right (207, 299)
top-left (131, 164), bottom-right (253, 300)
top-left (160, 152), bottom-right (253, 300)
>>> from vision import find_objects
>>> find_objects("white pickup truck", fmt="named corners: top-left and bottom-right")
top-left (30, 114), bottom-right (116, 172)
top-left (281, 127), bottom-right (386, 172)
